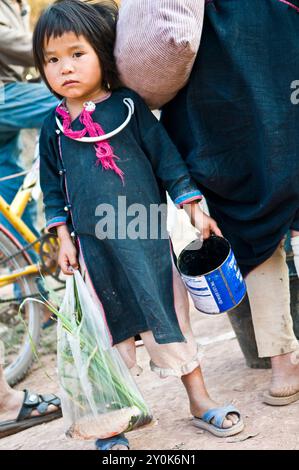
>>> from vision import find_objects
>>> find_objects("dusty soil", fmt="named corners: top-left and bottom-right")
top-left (1, 308), bottom-right (299, 450)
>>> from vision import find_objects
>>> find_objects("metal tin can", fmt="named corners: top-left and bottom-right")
top-left (178, 236), bottom-right (247, 314)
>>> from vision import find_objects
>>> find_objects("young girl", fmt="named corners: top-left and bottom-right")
top-left (33, 0), bottom-right (243, 450)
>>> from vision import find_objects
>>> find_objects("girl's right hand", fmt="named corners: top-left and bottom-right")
top-left (184, 202), bottom-right (222, 240)
top-left (57, 225), bottom-right (79, 275)
top-left (58, 237), bottom-right (79, 275)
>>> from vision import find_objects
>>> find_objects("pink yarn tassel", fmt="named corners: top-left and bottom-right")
top-left (56, 103), bottom-right (124, 183)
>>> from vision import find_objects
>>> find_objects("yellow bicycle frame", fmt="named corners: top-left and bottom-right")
top-left (0, 163), bottom-right (41, 288)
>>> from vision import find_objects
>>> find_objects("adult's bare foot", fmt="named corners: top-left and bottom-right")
top-left (0, 388), bottom-right (61, 423)
top-left (269, 351), bottom-right (299, 398)
top-left (0, 388), bottom-right (25, 422)
top-left (0, 364), bottom-right (61, 438)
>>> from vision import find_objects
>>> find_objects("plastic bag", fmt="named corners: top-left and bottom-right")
top-left (57, 270), bottom-right (152, 440)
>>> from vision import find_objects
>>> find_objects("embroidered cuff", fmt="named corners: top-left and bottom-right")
top-left (46, 216), bottom-right (68, 232)
top-left (174, 190), bottom-right (202, 209)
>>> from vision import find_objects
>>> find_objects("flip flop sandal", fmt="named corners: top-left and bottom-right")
top-left (95, 433), bottom-right (130, 450)
top-left (192, 404), bottom-right (244, 438)
top-left (0, 389), bottom-right (62, 439)
top-left (263, 390), bottom-right (299, 406)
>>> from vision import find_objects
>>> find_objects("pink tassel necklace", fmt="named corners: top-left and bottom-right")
top-left (56, 100), bottom-right (124, 183)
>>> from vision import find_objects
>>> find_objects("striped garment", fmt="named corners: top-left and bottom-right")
top-left (115, 0), bottom-right (205, 109)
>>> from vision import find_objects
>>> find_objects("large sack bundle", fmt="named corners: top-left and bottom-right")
top-left (115, 0), bottom-right (205, 109)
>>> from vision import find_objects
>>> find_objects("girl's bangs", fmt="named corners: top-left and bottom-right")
top-left (43, 14), bottom-right (83, 45)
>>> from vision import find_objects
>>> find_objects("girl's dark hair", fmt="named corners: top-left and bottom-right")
top-left (33, 0), bottom-right (122, 98)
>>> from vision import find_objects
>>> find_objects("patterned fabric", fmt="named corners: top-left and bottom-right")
top-left (115, 0), bottom-right (205, 109)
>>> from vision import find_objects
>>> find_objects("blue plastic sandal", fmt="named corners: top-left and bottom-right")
top-left (95, 433), bottom-right (130, 450)
top-left (192, 404), bottom-right (244, 438)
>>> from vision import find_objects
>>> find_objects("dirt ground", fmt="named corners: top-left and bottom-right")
top-left (1, 308), bottom-right (299, 451)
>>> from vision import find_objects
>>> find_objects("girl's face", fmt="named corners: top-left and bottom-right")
top-left (44, 32), bottom-right (105, 103)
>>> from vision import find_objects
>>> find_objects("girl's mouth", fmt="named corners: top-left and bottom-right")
top-left (63, 80), bottom-right (79, 87)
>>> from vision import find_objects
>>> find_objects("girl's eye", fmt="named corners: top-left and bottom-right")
top-left (73, 52), bottom-right (84, 58)
top-left (48, 57), bottom-right (58, 63)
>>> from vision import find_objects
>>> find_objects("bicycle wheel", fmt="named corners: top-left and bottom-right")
top-left (0, 229), bottom-right (41, 386)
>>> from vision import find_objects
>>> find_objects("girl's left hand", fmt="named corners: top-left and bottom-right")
top-left (184, 202), bottom-right (223, 240)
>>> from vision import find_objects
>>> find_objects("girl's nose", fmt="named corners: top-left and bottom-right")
top-left (61, 61), bottom-right (75, 74)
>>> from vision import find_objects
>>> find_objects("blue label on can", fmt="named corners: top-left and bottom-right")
top-left (204, 249), bottom-right (246, 312)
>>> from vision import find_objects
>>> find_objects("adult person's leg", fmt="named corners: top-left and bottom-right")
top-left (0, 81), bottom-right (57, 238)
top-left (0, 82), bottom-right (57, 132)
top-left (245, 240), bottom-right (299, 404)
top-left (0, 133), bottom-right (38, 238)
top-left (0, 82), bottom-right (57, 311)
top-left (0, 83), bottom-right (60, 436)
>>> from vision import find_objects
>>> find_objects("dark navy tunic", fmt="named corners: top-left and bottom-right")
top-left (39, 88), bottom-right (201, 345)
top-left (162, 0), bottom-right (299, 275)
